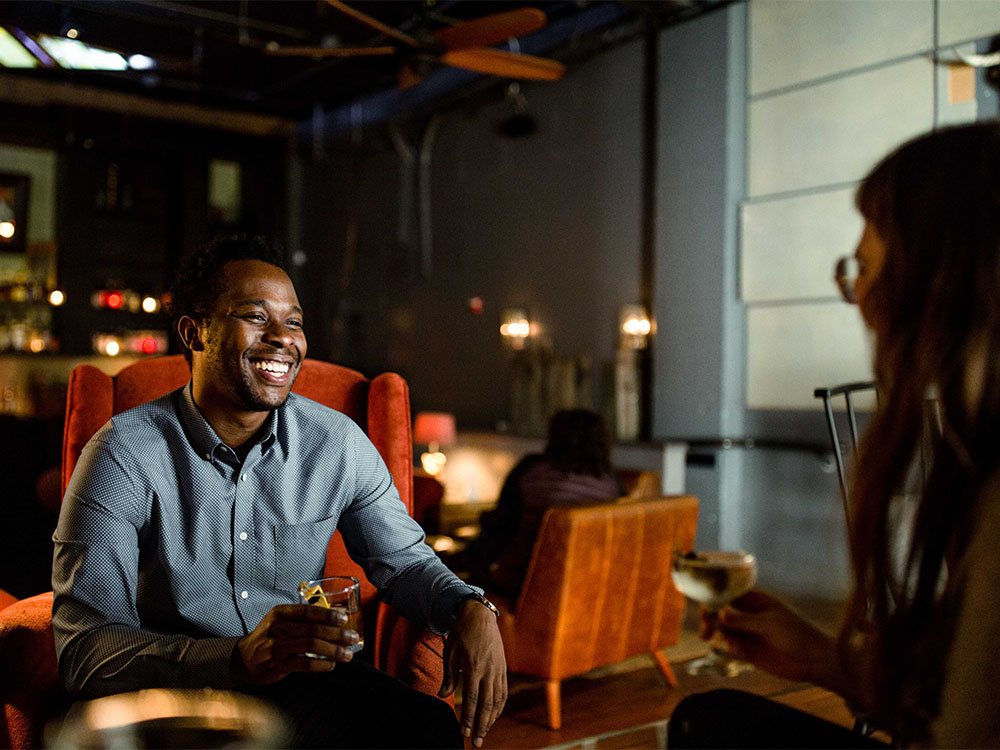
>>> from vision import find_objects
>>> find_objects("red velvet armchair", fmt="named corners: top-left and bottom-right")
top-left (0, 355), bottom-right (444, 748)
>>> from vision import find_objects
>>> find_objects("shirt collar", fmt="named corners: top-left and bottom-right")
top-left (177, 381), bottom-right (280, 461)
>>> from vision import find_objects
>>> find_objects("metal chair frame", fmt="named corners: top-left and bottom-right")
top-left (814, 381), bottom-right (878, 524)
top-left (815, 380), bottom-right (880, 740)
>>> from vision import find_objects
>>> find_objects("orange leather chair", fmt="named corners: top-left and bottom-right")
top-left (0, 355), bottom-right (443, 748)
top-left (618, 469), bottom-right (662, 499)
top-left (489, 495), bottom-right (699, 730)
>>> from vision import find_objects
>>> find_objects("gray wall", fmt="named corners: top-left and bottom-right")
top-left (294, 41), bottom-right (646, 433)
top-left (652, 4), bottom-right (748, 556)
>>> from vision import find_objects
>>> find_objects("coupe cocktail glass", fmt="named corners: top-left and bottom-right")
top-left (671, 550), bottom-right (758, 676)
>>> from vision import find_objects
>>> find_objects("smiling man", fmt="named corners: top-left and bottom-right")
top-left (51, 235), bottom-right (506, 749)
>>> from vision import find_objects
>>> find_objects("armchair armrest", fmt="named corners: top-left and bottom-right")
top-left (373, 603), bottom-right (448, 702)
top-left (1, 591), bottom-right (68, 749)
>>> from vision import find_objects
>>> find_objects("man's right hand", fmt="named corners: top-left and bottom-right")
top-left (231, 604), bottom-right (360, 685)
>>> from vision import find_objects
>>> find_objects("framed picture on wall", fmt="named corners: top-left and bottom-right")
top-left (0, 172), bottom-right (30, 254)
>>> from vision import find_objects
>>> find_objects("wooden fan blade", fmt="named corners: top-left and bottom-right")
top-left (324, 0), bottom-right (420, 48)
top-left (397, 65), bottom-right (423, 89)
top-left (265, 45), bottom-right (397, 57)
top-left (434, 7), bottom-right (547, 50)
top-left (442, 48), bottom-right (565, 80)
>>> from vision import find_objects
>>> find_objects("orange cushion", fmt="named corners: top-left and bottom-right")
top-left (0, 592), bottom-right (67, 749)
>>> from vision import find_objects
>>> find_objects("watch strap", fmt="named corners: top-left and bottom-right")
top-left (456, 591), bottom-right (500, 618)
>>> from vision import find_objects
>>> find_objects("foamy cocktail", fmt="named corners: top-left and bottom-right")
top-left (671, 550), bottom-right (757, 676)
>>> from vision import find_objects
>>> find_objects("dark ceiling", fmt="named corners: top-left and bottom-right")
top-left (1, 1), bottom-right (727, 126)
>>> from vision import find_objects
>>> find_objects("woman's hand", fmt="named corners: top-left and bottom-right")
top-left (704, 589), bottom-right (849, 697)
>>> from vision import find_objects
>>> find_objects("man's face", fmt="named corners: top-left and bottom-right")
top-left (193, 259), bottom-right (307, 413)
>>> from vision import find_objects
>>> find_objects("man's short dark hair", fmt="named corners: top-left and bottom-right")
top-left (169, 234), bottom-right (287, 361)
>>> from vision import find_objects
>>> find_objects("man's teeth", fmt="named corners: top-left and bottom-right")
top-left (253, 360), bottom-right (290, 375)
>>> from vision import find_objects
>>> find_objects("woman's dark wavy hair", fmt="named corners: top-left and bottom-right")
top-left (168, 234), bottom-right (287, 362)
top-left (839, 122), bottom-right (1000, 742)
top-left (544, 409), bottom-right (612, 477)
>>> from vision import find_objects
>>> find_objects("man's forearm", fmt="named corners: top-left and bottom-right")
top-left (377, 557), bottom-right (476, 635)
top-left (58, 622), bottom-right (240, 698)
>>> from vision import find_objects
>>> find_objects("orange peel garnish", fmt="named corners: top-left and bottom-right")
top-left (299, 582), bottom-right (331, 608)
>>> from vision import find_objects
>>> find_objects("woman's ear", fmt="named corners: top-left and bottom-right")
top-left (177, 316), bottom-right (204, 353)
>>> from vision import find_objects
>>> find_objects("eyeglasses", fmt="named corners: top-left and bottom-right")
top-left (833, 256), bottom-right (859, 304)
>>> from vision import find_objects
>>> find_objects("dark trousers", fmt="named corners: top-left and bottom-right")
top-left (242, 660), bottom-right (463, 749)
top-left (668, 689), bottom-right (890, 749)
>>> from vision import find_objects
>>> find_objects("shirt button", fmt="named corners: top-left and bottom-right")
top-left (240, 473), bottom-right (247, 482)
top-left (239, 532), bottom-right (248, 541)
top-left (241, 590), bottom-right (248, 599)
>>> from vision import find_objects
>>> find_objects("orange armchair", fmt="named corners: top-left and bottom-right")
top-left (0, 355), bottom-right (442, 748)
top-left (489, 495), bottom-right (699, 730)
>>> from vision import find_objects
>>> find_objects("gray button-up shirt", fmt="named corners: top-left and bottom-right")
top-left (52, 383), bottom-right (473, 698)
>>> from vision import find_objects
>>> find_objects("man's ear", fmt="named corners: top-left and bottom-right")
top-left (177, 316), bottom-right (204, 353)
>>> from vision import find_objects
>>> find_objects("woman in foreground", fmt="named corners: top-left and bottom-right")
top-left (671, 122), bottom-right (1000, 748)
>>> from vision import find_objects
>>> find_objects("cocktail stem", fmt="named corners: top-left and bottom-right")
top-left (705, 607), bottom-right (728, 657)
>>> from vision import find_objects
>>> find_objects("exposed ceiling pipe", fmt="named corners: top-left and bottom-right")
top-left (300, 1), bottom-right (631, 139)
top-left (388, 115), bottom-right (441, 278)
top-left (388, 122), bottom-right (417, 254)
top-left (418, 114), bottom-right (441, 279)
top-left (128, 0), bottom-right (312, 40)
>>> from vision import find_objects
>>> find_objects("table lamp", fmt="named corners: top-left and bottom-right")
top-left (413, 411), bottom-right (456, 476)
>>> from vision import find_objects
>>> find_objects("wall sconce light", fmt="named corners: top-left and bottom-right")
top-left (92, 333), bottom-right (123, 357)
top-left (620, 304), bottom-right (652, 350)
top-left (413, 411), bottom-right (457, 476)
top-left (0, 199), bottom-right (14, 240)
top-left (500, 308), bottom-right (531, 350)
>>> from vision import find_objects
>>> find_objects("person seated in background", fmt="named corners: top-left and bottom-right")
top-left (670, 122), bottom-right (1000, 748)
top-left (51, 235), bottom-right (506, 749)
top-left (462, 409), bottom-right (623, 598)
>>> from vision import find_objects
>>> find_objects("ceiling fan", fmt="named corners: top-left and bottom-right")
top-left (265, 0), bottom-right (566, 87)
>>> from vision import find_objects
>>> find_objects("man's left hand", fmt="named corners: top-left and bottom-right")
top-left (439, 599), bottom-right (507, 747)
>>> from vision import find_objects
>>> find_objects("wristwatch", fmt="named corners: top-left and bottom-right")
top-left (456, 591), bottom-right (500, 619)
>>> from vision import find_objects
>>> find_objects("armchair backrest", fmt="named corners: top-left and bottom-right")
top-left (505, 495), bottom-right (698, 679)
top-left (61, 354), bottom-right (414, 606)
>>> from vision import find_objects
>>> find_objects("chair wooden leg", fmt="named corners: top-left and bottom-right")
top-left (545, 679), bottom-right (562, 730)
top-left (653, 649), bottom-right (678, 688)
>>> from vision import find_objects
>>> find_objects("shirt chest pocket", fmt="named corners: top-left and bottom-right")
top-left (271, 516), bottom-right (339, 593)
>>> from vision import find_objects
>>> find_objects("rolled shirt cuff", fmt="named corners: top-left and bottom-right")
top-left (431, 582), bottom-right (484, 635)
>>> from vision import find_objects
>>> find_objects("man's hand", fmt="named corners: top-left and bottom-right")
top-left (232, 604), bottom-right (360, 686)
top-left (439, 599), bottom-right (507, 747)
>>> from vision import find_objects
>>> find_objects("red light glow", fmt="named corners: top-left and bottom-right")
top-left (141, 337), bottom-right (158, 354)
top-left (106, 291), bottom-right (123, 309)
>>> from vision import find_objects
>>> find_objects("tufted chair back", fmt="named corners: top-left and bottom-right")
top-left (60, 355), bottom-right (413, 605)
